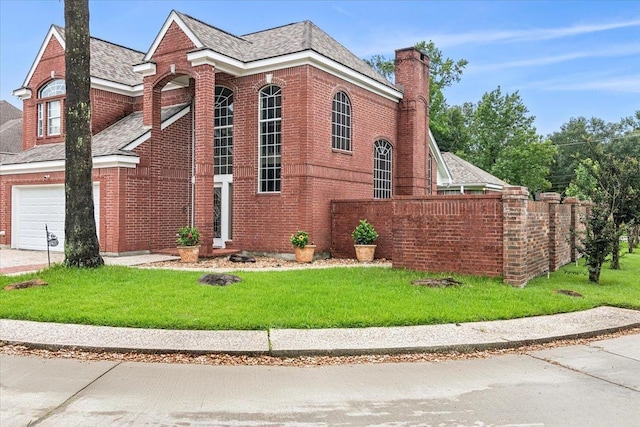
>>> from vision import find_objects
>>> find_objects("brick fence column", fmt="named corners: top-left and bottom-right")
top-left (502, 186), bottom-right (529, 287)
top-left (564, 197), bottom-right (580, 262)
top-left (540, 192), bottom-right (561, 272)
top-left (193, 64), bottom-right (215, 256)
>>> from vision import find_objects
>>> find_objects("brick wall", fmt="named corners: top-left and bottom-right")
top-left (330, 187), bottom-right (587, 286)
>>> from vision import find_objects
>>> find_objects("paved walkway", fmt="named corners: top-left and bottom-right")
top-left (1, 307), bottom-right (639, 356)
top-left (0, 248), bottom-right (177, 275)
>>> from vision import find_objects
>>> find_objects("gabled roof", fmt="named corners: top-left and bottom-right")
top-left (0, 101), bottom-right (23, 157)
top-left (144, 11), bottom-right (398, 96)
top-left (0, 104), bottom-right (188, 167)
top-left (441, 152), bottom-right (506, 189)
top-left (17, 25), bottom-right (144, 93)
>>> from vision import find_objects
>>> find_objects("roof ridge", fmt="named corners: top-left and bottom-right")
top-left (53, 24), bottom-right (145, 54)
top-left (241, 20), bottom-right (305, 38)
top-left (174, 10), bottom-right (252, 44)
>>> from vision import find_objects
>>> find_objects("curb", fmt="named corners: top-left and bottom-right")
top-left (1, 307), bottom-right (639, 357)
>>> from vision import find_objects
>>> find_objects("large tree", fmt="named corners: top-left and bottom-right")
top-left (64, 0), bottom-right (103, 267)
top-left (462, 87), bottom-right (556, 195)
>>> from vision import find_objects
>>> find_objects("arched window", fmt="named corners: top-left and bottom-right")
top-left (332, 91), bottom-right (351, 151)
top-left (214, 86), bottom-right (233, 175)
top-left (374, 140), bottom-right (392, 199)
top-left (37, 79), bottom-right (66, 137)
top-left (258, 85), bottom-right (281, 193)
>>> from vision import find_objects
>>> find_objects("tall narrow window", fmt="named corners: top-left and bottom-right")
top-left (427, 152), bottom-right (433, 195)
top-left (47, 100), bottom-right (61, 135)
top-left (214, 86), bottom-right (233, 175)
top-left (259, 85), bottom-right (281, 193)
top-left (37, 104), bottom-right (44, 137)
top-left (332, 91), bottom-right (351, 151)
top-left (374, 140), bottom-right (392, 199)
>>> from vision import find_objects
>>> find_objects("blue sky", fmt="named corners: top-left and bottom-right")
top-left (1, 0), bottom-right (638, 136)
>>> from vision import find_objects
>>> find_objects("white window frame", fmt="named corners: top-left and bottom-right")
top-left (332, 91), bottom-right (352, 151)
top-left (47, 100), bottom-right (61, 136)
top-left (214, 86), bottom-right (234, 176)
top-left (374, 139), bottom-right (393, 199)
top-left (37, 103), bottom-right (44, 137)
top-left (258, 85), bottom-right (282, 193)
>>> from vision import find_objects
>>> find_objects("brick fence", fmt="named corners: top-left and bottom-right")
top-left (331, 186), bottom-right (587, 286)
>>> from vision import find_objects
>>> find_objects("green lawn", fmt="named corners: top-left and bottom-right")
top-left (1, 248), bottom-right (638, 330)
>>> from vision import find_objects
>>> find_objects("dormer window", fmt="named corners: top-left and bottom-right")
top-left (37, 79), bottom-right (66, 137)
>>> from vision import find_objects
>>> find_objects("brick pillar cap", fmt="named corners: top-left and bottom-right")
top-left (563, 197), bottom-right (580, 205)
top-left (539, 192), bottom-right (561, 203)
top-left (502, 186), bottom-right (529, 199)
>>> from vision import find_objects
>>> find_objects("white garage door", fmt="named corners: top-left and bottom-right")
top-left (12, 184), bottom-right (100, 252)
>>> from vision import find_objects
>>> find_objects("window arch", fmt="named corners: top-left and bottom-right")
top-left (214, 86), bottom-right (233, 175)
top-left (374, 140), bottom-right (393, 199)
top-left (38, 79), bottom-right (66, 98)
top-left (37, 79), bottom-right (66, 137)
top-left (258, 85), bottom-right (282, 193)
top-left (332, 91), bottom-right (351, 151)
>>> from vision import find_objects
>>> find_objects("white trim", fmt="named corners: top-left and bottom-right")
top-left (208, 50), bottom-right (401, 102)
top-left (429, 129), bottom-right (452, 185)
top-left (121, 105), bottom-right (191, 151)
top-left (12, 87), bottom-right (32, 100)
top-left (132, 62), bottom-right (157, 76)
top-left (90, 78), bottom-right (143, 97)
top-left (0, 155), bottom-right (140, 175)
top-left (144, 11), bottom-right (203, 62)
top-left (21, 26), bottom-right (65, 88)
top-left (187, 49), bottom-right (218, 67)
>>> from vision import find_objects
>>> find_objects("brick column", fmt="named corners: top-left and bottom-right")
top-left (193, 64), bottom-right (215, 256)
top-left (540, 192), bottom-right (561, 272)
top-left (564, 197), bottom-right (580, 262)
top-left (502, 186), bottom-right (529, 287)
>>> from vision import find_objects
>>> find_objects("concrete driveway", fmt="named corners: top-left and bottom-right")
top-left (0, 248), bottom-right (177, 275)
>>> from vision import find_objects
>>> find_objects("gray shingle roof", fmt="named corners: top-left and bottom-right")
top-left (0, 101), bottom-right (23, 155)
top-left (52, 25), bottom-right (144, 87)
top-left (175, 12), bottom-right (395, 90)
top-left (442, 152), bottom-right (506, 187)
top-left (1, 104), bottom-right (188, 165)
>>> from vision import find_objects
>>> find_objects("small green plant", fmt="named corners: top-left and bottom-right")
top-left (290, 230), bottom-right (310, 248)
top-left (352, 219), bottom-right (379, 245)
top-left (176, 226), bottom-right (200, 246)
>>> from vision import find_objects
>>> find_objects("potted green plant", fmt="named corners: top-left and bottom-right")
top-left (290, 230), bottom-right (316, 263)
top-left (351, 219), bottom-right (378, 262)
top-left (176, 226), bottom-right (201, 263)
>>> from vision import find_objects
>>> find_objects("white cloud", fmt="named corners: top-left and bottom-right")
top-left (468, 44), bottom-right (640, 72)
top-left (355, 17), bottom-right (640, 56)
top-left (524, 73), bottom-right (640, 94)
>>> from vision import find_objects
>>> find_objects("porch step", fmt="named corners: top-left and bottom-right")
top-left (154, 248), bottom-right (241, 258)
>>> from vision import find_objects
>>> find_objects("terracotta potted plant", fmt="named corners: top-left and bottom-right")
top-left (176, 226), bottom-right (201, 263)
top-left (290, 230), bottom-right (316, 263)
top-left (352, 219), bottom-right (378, 262)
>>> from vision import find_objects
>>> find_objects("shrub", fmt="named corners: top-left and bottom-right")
top-left (352, 219), bottom-right (379, 245)
top-left (290, 231), bottom-right (310, 248)
top-left (176, 226), bottom-right (200, 246)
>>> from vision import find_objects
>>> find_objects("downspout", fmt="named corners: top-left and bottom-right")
top-left (191, 97), bottom-right (196, 227)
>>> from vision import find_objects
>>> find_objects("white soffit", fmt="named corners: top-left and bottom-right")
top-left (20, 25), bottom-right (65, 89)
top-left (0, 156), bottom-right (140, 175)
top-left (143, 11), bottom-right (203, 62)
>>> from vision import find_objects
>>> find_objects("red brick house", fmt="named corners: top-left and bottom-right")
top-left (0, 10), bottom-right (437, 257)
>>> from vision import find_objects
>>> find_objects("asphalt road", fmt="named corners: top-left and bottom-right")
top-left (2, 334), bottom-right (639, 427)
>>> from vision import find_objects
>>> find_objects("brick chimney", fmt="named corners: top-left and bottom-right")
top-left (394, 47), bottom-right (431, 195)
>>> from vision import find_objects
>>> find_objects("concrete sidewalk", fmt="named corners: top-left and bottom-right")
top-left (1, 306), bottom-right (638, 356)
top-left (0, 248), bottom-right (177, 275)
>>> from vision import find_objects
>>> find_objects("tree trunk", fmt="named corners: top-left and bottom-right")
top-left (64, 0), bottom-right (103, 268)
top-left (610, 222), bottom-right (620, 270)
top-left (588, 265), bottom-right (601, 284)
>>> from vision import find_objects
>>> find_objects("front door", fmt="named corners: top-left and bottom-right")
top-left (213, 175), bottom-right (232, 248)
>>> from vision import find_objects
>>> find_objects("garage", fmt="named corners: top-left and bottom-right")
top-left (12, 184), bottom-right (100, 251)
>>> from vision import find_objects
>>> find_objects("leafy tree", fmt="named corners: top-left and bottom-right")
top-left (578, 200), bottom-right (615, 284)
top-left (364, 41), bottom-right (468, 150)
top-left (571, 139), bottom-right (640, 271)
top-left (462, 87), bottom-right (556, 195)
top-left (64, 0), bottom-right (103, 267)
